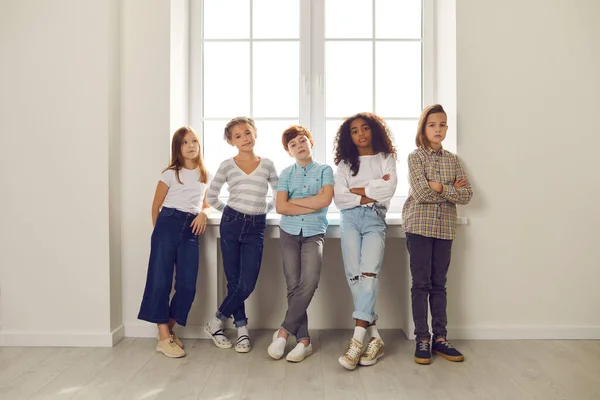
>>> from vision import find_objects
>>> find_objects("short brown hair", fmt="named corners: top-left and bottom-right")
top-left (281, 125), bottom-right (314, 151)
top-left (416, 104), bottom-right (447, 148)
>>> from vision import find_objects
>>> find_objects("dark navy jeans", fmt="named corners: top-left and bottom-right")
top-left (138, 207), bottom-right (199, 326)
top-left (216, 206), bottom-right (266, 327)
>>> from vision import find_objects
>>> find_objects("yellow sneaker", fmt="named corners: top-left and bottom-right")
top-left (156, 337), bottom-right (185, 358)
top-left (359, 337), bottom-right (385, 366)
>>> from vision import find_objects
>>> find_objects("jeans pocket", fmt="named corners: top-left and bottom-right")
top-left (221, 213), bottom-right (233, 223)
top-left (159, 207), bottom-right (175, 217)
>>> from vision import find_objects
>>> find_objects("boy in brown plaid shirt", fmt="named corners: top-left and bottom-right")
top-left (402, 104), bottom-right (473, 364)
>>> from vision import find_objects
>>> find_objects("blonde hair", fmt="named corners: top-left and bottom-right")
top-left (165, 126), bottom-right (208, 184)
top-left (416, 104), bottom-right (447, 149)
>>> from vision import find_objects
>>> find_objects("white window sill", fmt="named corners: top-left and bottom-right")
top-left (207, 212), bottom-right (467, 226)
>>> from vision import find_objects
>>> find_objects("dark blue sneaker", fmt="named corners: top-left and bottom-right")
top-left (414, 340), bottom-right (432, 364)
top-left (432, 340), bottom-right (464, 362)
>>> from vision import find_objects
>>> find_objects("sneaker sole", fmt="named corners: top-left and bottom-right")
top-left (156, 346), bottom-right (185, 358)
top-left (434, 351), bottom-right (464, 362)
top-left (205, 326), bottom-right (233, 349)
top-left (414, 356), bottom-right (432, 365)
top-left (338, 356), bottom-right (358, 371)
top-left (235, 345), bottom-right (251, 353)
top-left (359, 351), bottom-right (384, 366)
top-left (286, 349), bottom-right (312, 363)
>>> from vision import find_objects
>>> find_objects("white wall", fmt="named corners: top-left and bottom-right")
top-left (120, 0), bottom-right (173, 338)
top-left (450, 0), bottom-right (600, 338)
top-left (0, 0), bottom-right (121, 346)
top-left (2, 0), bottom-right (599, 347)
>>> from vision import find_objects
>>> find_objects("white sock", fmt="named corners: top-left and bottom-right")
top-left (208, 317), bottom-right (223, 333)
top-left (367, 325), bottom-right (382, 340)
top-left (352, 326), bottom-right (367, 344)
top-left (237, 325), bottom-right (249, 339)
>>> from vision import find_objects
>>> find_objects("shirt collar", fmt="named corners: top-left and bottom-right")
top-left (424, 146), bottom-right (444, 156)
top-left (295, 161), bottom-right (315, 171)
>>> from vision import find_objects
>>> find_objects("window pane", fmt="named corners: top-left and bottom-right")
top-left (202, 120), bottom-right (238, 179)
top-left (203, 0), bottom-right (250, 39)
top-left (253, 0), bottom-right (299, 39)
top-left (325, 0), bottom-right (373, 39)
top-left (386, 119), bottom-right (419, 196)
top-left (326, 42), bottom-right (373, 118)
top-left (253, 42), bottom-right (299, 118)
top-left (375, 42), bottom-right (421, 117)
top-left (252, 120), bottom-right (299, 176)
top-left (375, 0), bottom-right (422, 39)
top-left (203, 42), bottom-right (250, 118)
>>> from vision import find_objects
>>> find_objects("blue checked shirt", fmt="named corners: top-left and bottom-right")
top-left (277, 161), bottom-right (334, 237)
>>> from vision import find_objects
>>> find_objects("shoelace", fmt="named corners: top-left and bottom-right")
top-left (365, 340), bottom-right (379, 355)
top-left (418, 342), bottom-right (430, 351)
top-left (439, 341), bottom-right (454, 349)
top-left (346, 343), bottom-right (363, 359)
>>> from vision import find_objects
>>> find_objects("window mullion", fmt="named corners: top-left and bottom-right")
top-left (310, 0), bottom-right (326, 164)
top-left (299, 0), bottom-right (311, 129)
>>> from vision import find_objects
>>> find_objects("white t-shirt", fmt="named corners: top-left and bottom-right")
top-left (160, 168), bottom-right (211, 214)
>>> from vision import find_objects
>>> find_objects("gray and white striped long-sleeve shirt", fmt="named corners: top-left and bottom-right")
top-left (207, 157), bottom-right (278, 215)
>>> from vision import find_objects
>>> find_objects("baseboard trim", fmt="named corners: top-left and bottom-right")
top-left (0, 327), bottom-right (124, 347)
top-left (8, 324), bottom-right (592, 346)
top-left (444, 326), bottom-right (600, 340)
top-left (111, 324), bottom-right (125, 346)
top-left (124, 323), bottom-right (211, 339)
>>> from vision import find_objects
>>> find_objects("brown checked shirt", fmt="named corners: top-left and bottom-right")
top-left (402, 147), bottom-right (473, 240)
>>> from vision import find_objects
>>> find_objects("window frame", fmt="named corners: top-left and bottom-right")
top-left (189, 0), bottom-right (438, 213)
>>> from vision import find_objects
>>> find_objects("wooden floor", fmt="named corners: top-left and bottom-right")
top-left (0, 330), bottom-right (599, 400)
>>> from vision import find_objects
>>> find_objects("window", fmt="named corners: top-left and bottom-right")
top-left (190, 0), bottom-right (434, 209)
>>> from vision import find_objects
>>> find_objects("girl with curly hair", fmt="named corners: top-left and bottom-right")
top-left (333, 112), bottom-right (398, 370)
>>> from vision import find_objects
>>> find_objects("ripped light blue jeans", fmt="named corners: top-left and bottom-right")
top-left (340, 206), bottom-right (387, 323)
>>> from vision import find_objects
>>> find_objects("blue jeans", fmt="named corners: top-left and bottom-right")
top-left (216, 206), bottom-right (266, 327)
top-left (138, 207), bottom-right (199, 326)
top-left (340, 206), bottom-right (387, 323)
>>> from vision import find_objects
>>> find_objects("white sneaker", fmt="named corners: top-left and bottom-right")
top-left (286, 342), bottom-right (313, 363)
top-left (267, 330), bottom-right (287, 360)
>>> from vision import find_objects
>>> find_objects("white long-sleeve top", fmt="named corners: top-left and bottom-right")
top-left (334, 153), bottom-right (398, 215)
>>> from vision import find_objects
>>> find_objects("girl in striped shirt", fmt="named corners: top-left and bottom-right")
top-left (204, 117), bottom-right (278, 353)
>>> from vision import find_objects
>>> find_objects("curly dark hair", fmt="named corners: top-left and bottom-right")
top-left (333, 112), bottom-right (397, 176)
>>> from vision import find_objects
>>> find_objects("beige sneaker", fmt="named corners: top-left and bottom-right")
top-left (156, 332), bottom-right (184, 349)
top-left (156, 337), bottom-right (185, 358)
top-left (338, 338), bottom-right (364, 370)
top-left (359, 337), bottom-right (385, 366)
top-left (170, 332), bottom-right (184, 349)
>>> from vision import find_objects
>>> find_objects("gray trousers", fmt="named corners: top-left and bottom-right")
top-left (279, 228), bottom-right (325, 341)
